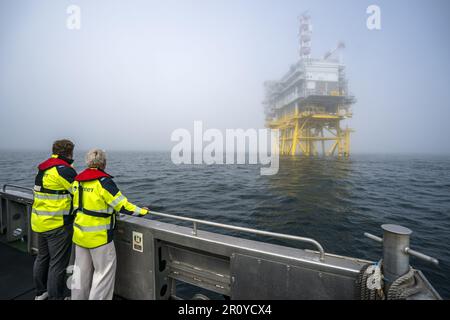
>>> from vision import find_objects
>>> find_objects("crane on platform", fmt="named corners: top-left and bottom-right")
top-left (323, 41), bottom-right (345, 62)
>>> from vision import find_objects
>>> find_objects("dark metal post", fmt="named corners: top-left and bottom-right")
top-left (382, 224), bottom-right (412, 283)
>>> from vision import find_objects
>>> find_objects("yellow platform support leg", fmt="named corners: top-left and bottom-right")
top-left (344, 128), bottom-right (351, 158)
top-left (285, 128), bottom-right (291, 155)
top-left (336, 122), bottom-right (344, 159)
top-left (281, 129), bottom-right (286, 156)
top-left (269, 112), bottom-right (352, 159)
top-left (291, 120), bottom-right (299, 156)
top-left (309, 128), bottom-right (316, 157)
top-left (306, 128), bottom-right (311, 156)
top-left (328, 140), bottom-right (338, 157)
top-left (321, 129), bottom-right (325, 156)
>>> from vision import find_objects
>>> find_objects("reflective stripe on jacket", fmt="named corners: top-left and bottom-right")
top-left (31, 155), bottom-right (76, 233)
top-left (72, 168), bottom-right (149, 249)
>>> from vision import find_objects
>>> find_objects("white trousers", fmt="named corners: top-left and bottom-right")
top-left (71, 242), bottom-right (117, 300)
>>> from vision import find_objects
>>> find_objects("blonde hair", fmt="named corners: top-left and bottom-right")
top-left (85, 149), bottom-right (107, 169)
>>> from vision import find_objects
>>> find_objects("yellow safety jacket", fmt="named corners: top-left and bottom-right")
top-left (31, 155), bottom-right (77, 233)
top-left (72, 168), bottom-right (149, 249)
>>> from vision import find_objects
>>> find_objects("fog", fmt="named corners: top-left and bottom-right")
top-left (1, 0), bottom-right (449, 154)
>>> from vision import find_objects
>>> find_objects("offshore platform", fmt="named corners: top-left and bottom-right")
top-left (264, 13), bottom-right (355, 158)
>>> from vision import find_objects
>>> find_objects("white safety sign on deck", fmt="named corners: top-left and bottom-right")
top-left (132, 231), bottom-right (144, 253)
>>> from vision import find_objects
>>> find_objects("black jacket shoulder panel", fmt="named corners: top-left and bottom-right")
top-left (56, 166), bottom-right (77, 184)
top-left (99, 177), bottom-right (120, 196)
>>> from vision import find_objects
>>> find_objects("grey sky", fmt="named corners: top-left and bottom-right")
top-left (1, 0), bottom-right (449, 153)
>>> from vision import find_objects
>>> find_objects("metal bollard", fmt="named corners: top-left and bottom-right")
top-left (365, 224), bottom-right (439, 285)
top-left (381, 224), bottom-right (412, 283)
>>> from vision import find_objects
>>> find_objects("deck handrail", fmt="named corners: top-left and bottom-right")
top-left (2, 184), bottom-right (33, 194)
top-left (148, 210), bottom-right (326, 261)
top-left (0, 184), bottom-right (326, 261)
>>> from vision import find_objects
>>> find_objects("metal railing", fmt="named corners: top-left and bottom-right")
top-left (0, 184), bottom-right (326, 261)
top-left (2, 184), bottom-right (33, 194)
top-left (148, 210), bottom-right (326, 261)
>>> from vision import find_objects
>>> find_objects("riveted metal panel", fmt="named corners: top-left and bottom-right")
top-left (114, 219), bottom-right (155, 300)
top-left (230, 254), bottom-right (357, 300)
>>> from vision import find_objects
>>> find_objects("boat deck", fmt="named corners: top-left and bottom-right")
top-left (0, 185), bottom-right (442, 300)
top-left (0, 241), bottom-right (35, 300)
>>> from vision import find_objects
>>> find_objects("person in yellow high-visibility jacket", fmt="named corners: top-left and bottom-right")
top-left (71, 149), bottom-right (150, 300)
top-left (32, 139), bottom-right (77, 300)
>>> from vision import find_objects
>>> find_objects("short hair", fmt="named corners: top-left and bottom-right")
top-left (85, 149), bottom-right (107, 169)
top-left (52, 139), bottom-right (75, 158)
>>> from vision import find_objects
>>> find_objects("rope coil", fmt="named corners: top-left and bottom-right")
top-left (387, 267), bottom-right (422, 300)
top-left (357, 260), bottom-right (421, 300)
top-left (356, 262), bottom-right (384, 300)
